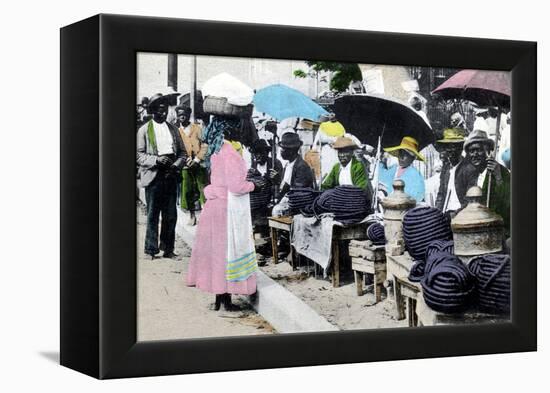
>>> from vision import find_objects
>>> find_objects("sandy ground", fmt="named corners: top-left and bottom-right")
top-left (137, 207), bottom-right (275, 341)
top-left (258, 251), bottom-right (407, 331)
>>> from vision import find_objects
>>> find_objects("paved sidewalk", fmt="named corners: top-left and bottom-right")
top-left (137, 207), bottom-right (275, 341)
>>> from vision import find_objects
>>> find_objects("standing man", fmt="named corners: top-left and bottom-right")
top-left (424, 128), bottom-right (465, 212)
top-left (137, 93), bottom-right (187, 259)
top-left (175, 106), bottom-right (209, 226)
top-left (454, 130), bottom-right (510, 235)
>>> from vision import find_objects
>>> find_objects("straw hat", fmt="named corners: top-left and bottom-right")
top-left (384, 136), bottom-right (425, 162)
top-left (436, 128), bottom-right (466, 144)
top-left (332, 136), bottom-right (358, 150)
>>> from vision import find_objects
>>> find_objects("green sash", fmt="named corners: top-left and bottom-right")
top-left (147, 120), bottom-right (158, 154)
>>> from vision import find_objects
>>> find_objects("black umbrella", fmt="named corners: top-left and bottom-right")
top-left (333, 94), bottom-right (435, 150)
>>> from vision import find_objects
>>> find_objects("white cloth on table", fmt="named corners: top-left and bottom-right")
top-left (291, 214), bottom-right (335, 273)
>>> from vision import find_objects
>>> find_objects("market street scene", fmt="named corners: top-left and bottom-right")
top-left (136, 53), bottom-right (511, 340)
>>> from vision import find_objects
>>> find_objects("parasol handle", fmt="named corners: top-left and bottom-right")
top-left (486, 107), bottom-right (502, 207)
top-left (372, 135), bottom-right (382, 211)
top-left (271, 132), bottom-right (279, 203)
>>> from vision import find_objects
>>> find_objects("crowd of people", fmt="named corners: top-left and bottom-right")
top-left (136, 89), bottom-right (511, 312)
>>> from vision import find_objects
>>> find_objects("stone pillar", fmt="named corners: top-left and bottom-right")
top-left (381, 180), bottom-right (417, 256)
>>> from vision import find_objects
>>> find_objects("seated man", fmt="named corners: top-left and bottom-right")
top-left (379, 136), bottom-right (426, 202)
top-left (271, 132), bottom-right (316, 216)
top-left (321, 136), bottom-right (370, 191)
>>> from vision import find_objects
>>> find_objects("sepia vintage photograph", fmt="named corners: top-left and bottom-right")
top-left (136, 52), bottom-right (511, 341)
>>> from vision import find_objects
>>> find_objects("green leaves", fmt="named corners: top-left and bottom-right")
top-left (293, 61), bottom-right (363, 93)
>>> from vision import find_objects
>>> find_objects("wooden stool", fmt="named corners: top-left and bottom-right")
top-left (268, 216), bottom-right (296, 268)
top-left (349, 240), bottom-right (386, 303)
top-left (386, 253), bottom-right (421, 325)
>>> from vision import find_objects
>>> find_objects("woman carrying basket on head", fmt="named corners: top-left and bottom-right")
top-left (186, 115), bottom-right (263, 311)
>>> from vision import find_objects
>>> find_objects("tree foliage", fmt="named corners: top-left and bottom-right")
top-left (294, 61), bottom-right (363, 93)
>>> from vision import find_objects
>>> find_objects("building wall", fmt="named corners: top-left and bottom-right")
top-left (137, 52), bottom-right (332, 102)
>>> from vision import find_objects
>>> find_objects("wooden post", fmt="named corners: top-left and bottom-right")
top-left (270, 227), bottom-right (278, 264)
top-left (486, 107), bottom-right (502, 207)
top-left (167, 54), bottom-right (178, 92)
top-left (332, 239), bottom-right (340, 287)
top-left (354, 271), bottom-right (363, 296)
top-left (393, 275), bottom-right (406, 320)
top-left (190, 55), bottom-right (197, 122)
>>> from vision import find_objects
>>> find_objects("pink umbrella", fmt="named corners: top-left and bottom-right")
top-left (431, 69), bottom-right (511, 109)
top-left (432, 69), bottom-right (511, 207)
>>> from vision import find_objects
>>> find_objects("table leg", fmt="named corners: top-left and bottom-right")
top-left (332, 239), bottom-right (340, 288)
top-left (411, 299), bottom-right (418, 327)
top-left (374, 275), bottom-right (382, 303)
top-left (354, 271), bottom-right (363, 296)
top-left (393, 275), bottom-right (406, 320)
top-left (270, 227), bottom-right (278, 264)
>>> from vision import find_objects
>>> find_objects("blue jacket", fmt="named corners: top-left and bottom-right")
top-left (379, 165), bottom-right (425, 202)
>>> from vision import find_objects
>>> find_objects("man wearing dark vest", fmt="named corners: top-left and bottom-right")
top-left (137, 93), bottom-right (187, 259)
top-left (271, 132), bottom-right (316, 216)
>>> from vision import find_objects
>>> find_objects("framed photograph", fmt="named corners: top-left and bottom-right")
top-left (60, 14), bottom-right (536, 379)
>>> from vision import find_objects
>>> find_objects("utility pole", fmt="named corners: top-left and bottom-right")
top-left (167, 54), bottom-right (178, 92)
top-left (190, 55), bottom-right (197, 122)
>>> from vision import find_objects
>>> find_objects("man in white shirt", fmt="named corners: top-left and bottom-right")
top-left (424, 128), bottom-right (465, 212)
top-left (137, 93), bottom-right (186, 259)
top-left (320, 136), bottom-right (369, 192)
top-left (271, 132), bottom-right (316, 216)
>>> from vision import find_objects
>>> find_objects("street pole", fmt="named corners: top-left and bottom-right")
top-left (167, 54), bottom-right (178, 92)
top-left (190, 55), bottom-right (197, 122)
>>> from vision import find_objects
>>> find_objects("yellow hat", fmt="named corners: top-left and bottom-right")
top-left (319, 120), bottom-right (345, 137)
top-left (436, 128), bottom-right (466, 144)
top-left (384, 136), bottom-right (425, 162)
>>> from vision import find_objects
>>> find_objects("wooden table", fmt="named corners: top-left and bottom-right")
top-left (330, 223), bottom-right (369, 287)
top-left (268, 216), bottom-right (297, 268)
top-left (415, 294), bottom-right (509, 326)
top-left (269, 217), bottom-right (369, 287)
top-left (386, 253), bottom-right (421, 325)
top-left (386, 253), bottom-right (509, 327)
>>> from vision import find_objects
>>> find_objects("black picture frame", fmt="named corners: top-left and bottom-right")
top-left (60, 14), bottom-right (537, 379)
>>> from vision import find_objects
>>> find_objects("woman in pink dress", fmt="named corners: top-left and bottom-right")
top-left (186, 116), bottom-right (262, 311)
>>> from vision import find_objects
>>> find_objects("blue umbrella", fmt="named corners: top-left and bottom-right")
top-left (253, 84), bottom-right (328, 121)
